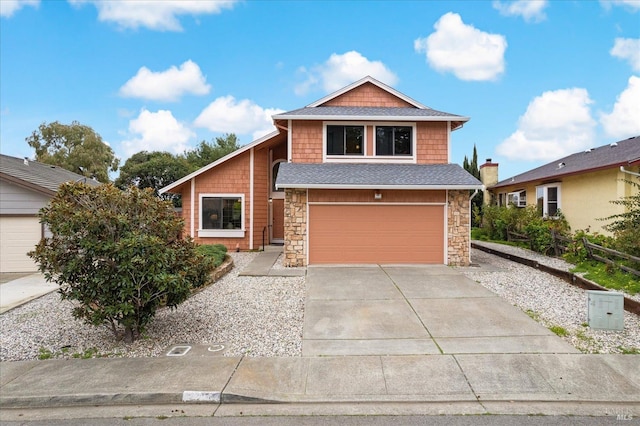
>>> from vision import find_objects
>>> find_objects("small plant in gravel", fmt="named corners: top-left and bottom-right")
top-left (618, 346), bottom-right (640, 354)
top-left (37, 347), bottom-right (53, 360)
top-left (549, 325), bottom-right (568, 337)
top-left (29, 183), bottom-right (216, 343)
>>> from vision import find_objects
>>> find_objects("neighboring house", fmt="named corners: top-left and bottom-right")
top-left (482, 136), bottom-right (640, 234)
top-left (0, 154), bottom-right (100, 273)
top-left (161, 76), bottom-right (483, 266)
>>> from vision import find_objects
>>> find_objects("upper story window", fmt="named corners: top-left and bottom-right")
top-left (326, 125), bottom-right (364, 156)
top-left (375, 126), bottom-right (412, 156)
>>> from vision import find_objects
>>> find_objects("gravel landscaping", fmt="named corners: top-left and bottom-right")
top-left (463, 247), bottom-right (640, 354)
top-left (1, 246), bottom-right (638, 361)
top-left (0, 252), bottom-right (306, 361)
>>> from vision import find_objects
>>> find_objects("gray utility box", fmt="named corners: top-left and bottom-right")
top-left (587, 290), bottom-right (624, 331)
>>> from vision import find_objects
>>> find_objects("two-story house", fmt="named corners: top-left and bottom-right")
top-left (160, 76), bottom-right (482, 266)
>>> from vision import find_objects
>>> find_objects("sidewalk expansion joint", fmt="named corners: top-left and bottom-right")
top-left (452, 354), bottom-right (487, 411)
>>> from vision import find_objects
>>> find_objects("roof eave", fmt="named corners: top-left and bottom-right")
top-left (0, 173), bottom-right (57, 196)
top-left (490, 162), bottom-right (634, 189)
top-left (277, 183), bottom-right (484, 191)
top-left (271, 114), bottom-right (470, 122)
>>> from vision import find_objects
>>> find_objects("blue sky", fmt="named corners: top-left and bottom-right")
top-left (1, 0), bottom-right (639, 180)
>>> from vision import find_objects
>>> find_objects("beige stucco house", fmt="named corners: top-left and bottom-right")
top-left (483, 136), bottom-right (640, 235)
top-left (161, 76), bottom-right (483, 266)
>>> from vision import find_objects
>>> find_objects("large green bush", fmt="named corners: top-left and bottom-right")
top-left (602, 177), bottom-right (640, 258)
top-left (29, 183), bottom-right (215, 343)
top-left (480, 205), bottom-right (570, 254)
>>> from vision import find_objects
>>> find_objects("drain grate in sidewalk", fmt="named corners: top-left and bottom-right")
top-left (165, 343), bottom-right (227, 357)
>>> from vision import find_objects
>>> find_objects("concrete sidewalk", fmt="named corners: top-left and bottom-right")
top-left (1, 354), bottom-right (639, 416)
top-left (0, 273), bottom-right (58, 314)
top-left (239, 246), bottom-right (306, 277)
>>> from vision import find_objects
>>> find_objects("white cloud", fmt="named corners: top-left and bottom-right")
top-left (492, 0), bottom-right (548, 22)
top-left (610, 38), bottom-right (640, 72)
top-left (600, 0), bottom-right (640, 12)
top-left (496, 88), bottom-right (597, 161)
top-left (0, 0), bottom-right (39, 17)
top-left (194, 96), bottom-right (284, 140)
top-left (414, 12), bottom-right (507, 81)
top-left (295, 51), bottom-right (398, 95)
top-left (600, 76), bottom-right (640, 138)
top-left (69, 0), bottom-right (237, 31)
top-left (121, 109), bottom-right (195, 156)
top-left (119, 60), bottom-right (211, 102)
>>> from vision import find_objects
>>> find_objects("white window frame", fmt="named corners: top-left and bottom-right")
top-left (198, 193), bottom-right (245, 238)
top-left (507, 189), bottom-right (527, 208)
top-left (373, 123), bottom-right (416, 159)
top-left (323, 122), bottom-right (367, 160)
top-left (536, 184), bottom-right (561, 217)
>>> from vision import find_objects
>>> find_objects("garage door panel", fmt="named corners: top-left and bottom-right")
top-left (309, 205), bottom-right (444, 264)
top-left (0, 217), bottom-right (41, 273)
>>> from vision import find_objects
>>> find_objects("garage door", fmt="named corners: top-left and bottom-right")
top-left (309, 204), bottom-right (444, 264)
top-left (0, 217), bottom-right (41, 273)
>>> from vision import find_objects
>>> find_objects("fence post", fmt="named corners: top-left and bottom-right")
top-left (582, 237), bottom-right (593, 259)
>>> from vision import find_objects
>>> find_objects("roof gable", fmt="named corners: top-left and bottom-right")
top-left (307, 76), bottom-right (428, 109)
top-left (159, 130), bottom-right (281, 194)
top-left (0, 154), bottom-right (100, 194)
top-left (493, 136), bottom-right (640, 188)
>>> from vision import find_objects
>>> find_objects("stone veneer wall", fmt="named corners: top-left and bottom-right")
top-left (447, 190), bottom-right (471, 266)
top-left (283, 189), bottom-right (307, 267)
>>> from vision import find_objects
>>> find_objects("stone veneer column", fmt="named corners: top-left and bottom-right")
top-left (447, 190), bottom-right (471, 266)
top-left (283, 189), bottom-right (307, 267)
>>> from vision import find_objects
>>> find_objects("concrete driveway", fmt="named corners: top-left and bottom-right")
top-left (303, 265), bottom-right (578, 356)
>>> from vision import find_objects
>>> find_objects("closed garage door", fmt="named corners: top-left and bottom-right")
top-left (0, 217), bottom-right (41, 273)
top-left (309, 204), bottom-right (444, 264)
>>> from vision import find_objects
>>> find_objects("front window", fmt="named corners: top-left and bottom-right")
top-left (507, 190), bottom-right (526, 207)
top-left (201, 196), bottom-right (243, 230)
top-left (376, 126), bottom-right (412, 156)
top-left (536, 185), bottom-right (561, 217)
top-left (326, 125), bottom-right (364, 155)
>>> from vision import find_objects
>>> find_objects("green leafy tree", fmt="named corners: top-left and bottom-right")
top-left (183, 133), bottom-right (240, 171)
top-left (115, 151), bottom-right (190, 207)
top-left (463, 144), bottom-right (483, 226)
top-left (602, 176), bottom-right (640, 257)
top-left (29, 183), bottom-right (215, 343)
top-left (26, 121), bottom-right (119, 183)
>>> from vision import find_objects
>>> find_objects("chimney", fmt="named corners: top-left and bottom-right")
top-left (479, 158), bottom-right (499, 206)
top-left (23, 157), bottom-right (29, 166)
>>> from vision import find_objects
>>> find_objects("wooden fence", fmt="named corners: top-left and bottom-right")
top-left (550, 230), bottom-right (640, 277)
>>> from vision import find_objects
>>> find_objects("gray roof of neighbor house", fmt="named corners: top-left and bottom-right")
top-left (273, 106), bottom-right (468, 122)
top-left (0, 154), bottom-right (100, 194)
top-left (492, 136), bottom-right (640, 189)
top-left (276, 163), bottom-right (483, 190)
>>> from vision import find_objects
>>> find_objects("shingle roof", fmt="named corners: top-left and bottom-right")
top-left (273, 106), bottom-right (468, 121)
top-left (492, 136), bottom-right (640, 189)
top-left (276, 163), bottom-right (483, 190)
top-left (0, 154), bottom-right (100, 193)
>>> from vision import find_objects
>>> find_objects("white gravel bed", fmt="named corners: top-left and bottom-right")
top-left (473, 240), bottom-right (640, 303)
top-left (0, 252), bottom-right (306, 361)
top-left (464, 248), bottom-right (640, 354)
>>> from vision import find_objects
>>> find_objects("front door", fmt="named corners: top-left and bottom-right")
top-left (272, 199), bottom-right (284, 242)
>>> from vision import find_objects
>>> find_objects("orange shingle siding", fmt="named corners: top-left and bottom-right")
top-left (321, 82), bottom-right (415, 108)
top-left (291, 121), bottom-right (323, 163)
top-left (416, 122), bottom-right (448, 164)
